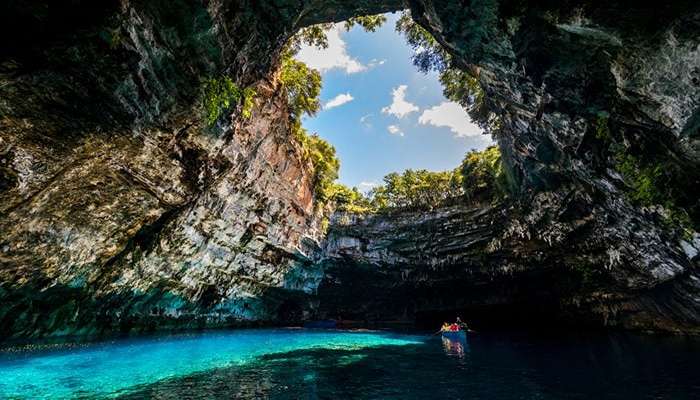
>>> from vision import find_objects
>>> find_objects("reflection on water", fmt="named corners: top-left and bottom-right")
top-left (441, 336), bottom-right (467, 358)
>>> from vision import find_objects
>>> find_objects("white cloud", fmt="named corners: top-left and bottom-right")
top-left (418, 101), bottom-right (483, 137)
top-left (359, 113), bottom-right (373, 127)
top-left (382, 85), bottom-right (419, 118)
top-left (368, 59), bottom-right (386, 68)
top-left (324, 93), bottom-right (354, 110)
top-left (387, 125), bottom-right (404, 136)
top-left (295, 24), bottom-right (366, 74)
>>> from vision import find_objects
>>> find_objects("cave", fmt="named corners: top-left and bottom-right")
top-left (1, 0), bottom-right (699, 343)
top-left (2, 1), bottom-right (700, 397)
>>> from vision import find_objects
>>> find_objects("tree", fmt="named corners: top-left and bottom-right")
top-left (368, 169), bottom-right (463, 211)
top-left (395, 11), bottom-right (491, 129)
top-left (459, 146), bottom-right (511, 201)
top-left (328, 184), bottom-right (374, 213)
top-left (279, 56), bottom-right (322, 121)
top-left (285, 15), bottom-right (387, 56)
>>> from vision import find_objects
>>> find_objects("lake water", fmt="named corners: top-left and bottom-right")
top-left (1, 328), bottom-right (699, 399)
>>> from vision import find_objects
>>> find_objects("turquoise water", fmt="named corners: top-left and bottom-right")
top-left (0, 329), bottom-right (422, 399)
top-left (2, 329), bottom-right (700, 399)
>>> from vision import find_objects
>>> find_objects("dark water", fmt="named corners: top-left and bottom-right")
top-left (119, 331), bottom-right (700, 400)
top-left (2, 329), bottom-right (699, 399)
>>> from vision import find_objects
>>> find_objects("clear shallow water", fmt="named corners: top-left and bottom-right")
top-left (0, 329), bottom-right (422, 399)
top-left (1, 329), bottom-right (699, 399)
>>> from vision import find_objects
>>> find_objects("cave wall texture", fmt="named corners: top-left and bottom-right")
top-left (0, 0), bottom-right (699, 341)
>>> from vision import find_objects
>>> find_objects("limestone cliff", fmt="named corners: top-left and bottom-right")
top-left (0, 0), bottom-right (332, 340)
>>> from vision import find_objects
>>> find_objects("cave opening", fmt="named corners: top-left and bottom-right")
top-left (274, 11), bottom-right (528, 330)
top-left (296, 12), bottom-right (494, 199)
top-left (2, 1), bottom-right (700, 395)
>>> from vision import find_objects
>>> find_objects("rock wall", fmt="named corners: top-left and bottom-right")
top-left (0, 0), bottom-right (699, 340)
top-left (0, 0), bottom-right (341, 341)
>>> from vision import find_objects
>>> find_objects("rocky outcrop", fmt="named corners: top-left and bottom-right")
top-left (0, 0), bottom-right (699, 340)
top-left (0, 0), bottom-right (329, 340)
top-left (319, 197), bottom-right (700, 333)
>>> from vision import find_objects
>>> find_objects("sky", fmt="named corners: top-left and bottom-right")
top-left (296, 12), bottom-right (493, 192)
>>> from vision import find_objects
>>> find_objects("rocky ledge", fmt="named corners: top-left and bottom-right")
top-left (317, 196), bottom-right (700, 333)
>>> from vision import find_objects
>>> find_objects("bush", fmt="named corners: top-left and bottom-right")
top-left (460, 146), bottom-right (510, 201)
top-left (328, 184), bottom-right (375, 213)
top-left (202, 77), bottom-right (256, 125)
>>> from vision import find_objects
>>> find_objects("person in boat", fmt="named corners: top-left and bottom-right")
top-left (441, 322), bottom-right (451, 332)
top-left (456, 317), bottom-right (469, 331)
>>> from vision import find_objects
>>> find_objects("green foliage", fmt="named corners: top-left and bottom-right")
top-left (202, 77), bottom-right (256, 125)
top-left (327, 147), bottom-right (510, 213)
top-left (241, 87), bottom-right (256, 119)
top-left (369, 169), bottom-right (463, 211)
top-left (276, 54), bottom-right (335, 203)
top-left (328, 184), bottom-right (375, 213)
top-left (439, 68), bottom-right (490, 127)
top-left (344, 15), bottom-right (387, 32)
top-left (279, 56), bottom-right (322, 121)
top-left (460, 146), bottom-right (509, 201)
top-left (395, 11), bottom-right (450, 73)
top-left (613, 148), bottom-right (694, 239)
top-left (395, 11), bottom-right (491, 129)
top-left (594, 112), bottom-right (611, 141)
top-left (614, 152), bottom-right (662, 206)
top-left (285, 15), bottom-right (386, 56)
top-left (289, 25), bottom-right (332, 52)
top-left (295, 128), bottom-right (340, 204)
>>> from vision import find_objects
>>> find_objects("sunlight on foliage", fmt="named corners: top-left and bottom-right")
top-left (344, 15), bottom-right (387, 32)
top-left (395, 11), bottom-right (492, 130)
top-left (460, 145), bottom-right (511, 201)
top-left (370, 169), bottom-right (463, 210)
top-left (300, 131), bottom-right (340, 204)
top-left (280, 57), bottom-right (322, 121)
top-left (328, 184), bottom-right (375, 213)
top-left (285, 14), bottom-right (387, 56)
top-left (328, 147), bottom-right (510, 214)
top-left (277, 14), bottom-right (509, 214)
top-left (277, 53), bottom-right (338, 204)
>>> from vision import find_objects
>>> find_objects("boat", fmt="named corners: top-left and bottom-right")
top-left (441, 330), bottom-right (466, 340)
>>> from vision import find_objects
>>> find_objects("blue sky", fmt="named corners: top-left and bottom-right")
top-left (296, 12), bottom-right (493, 192)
